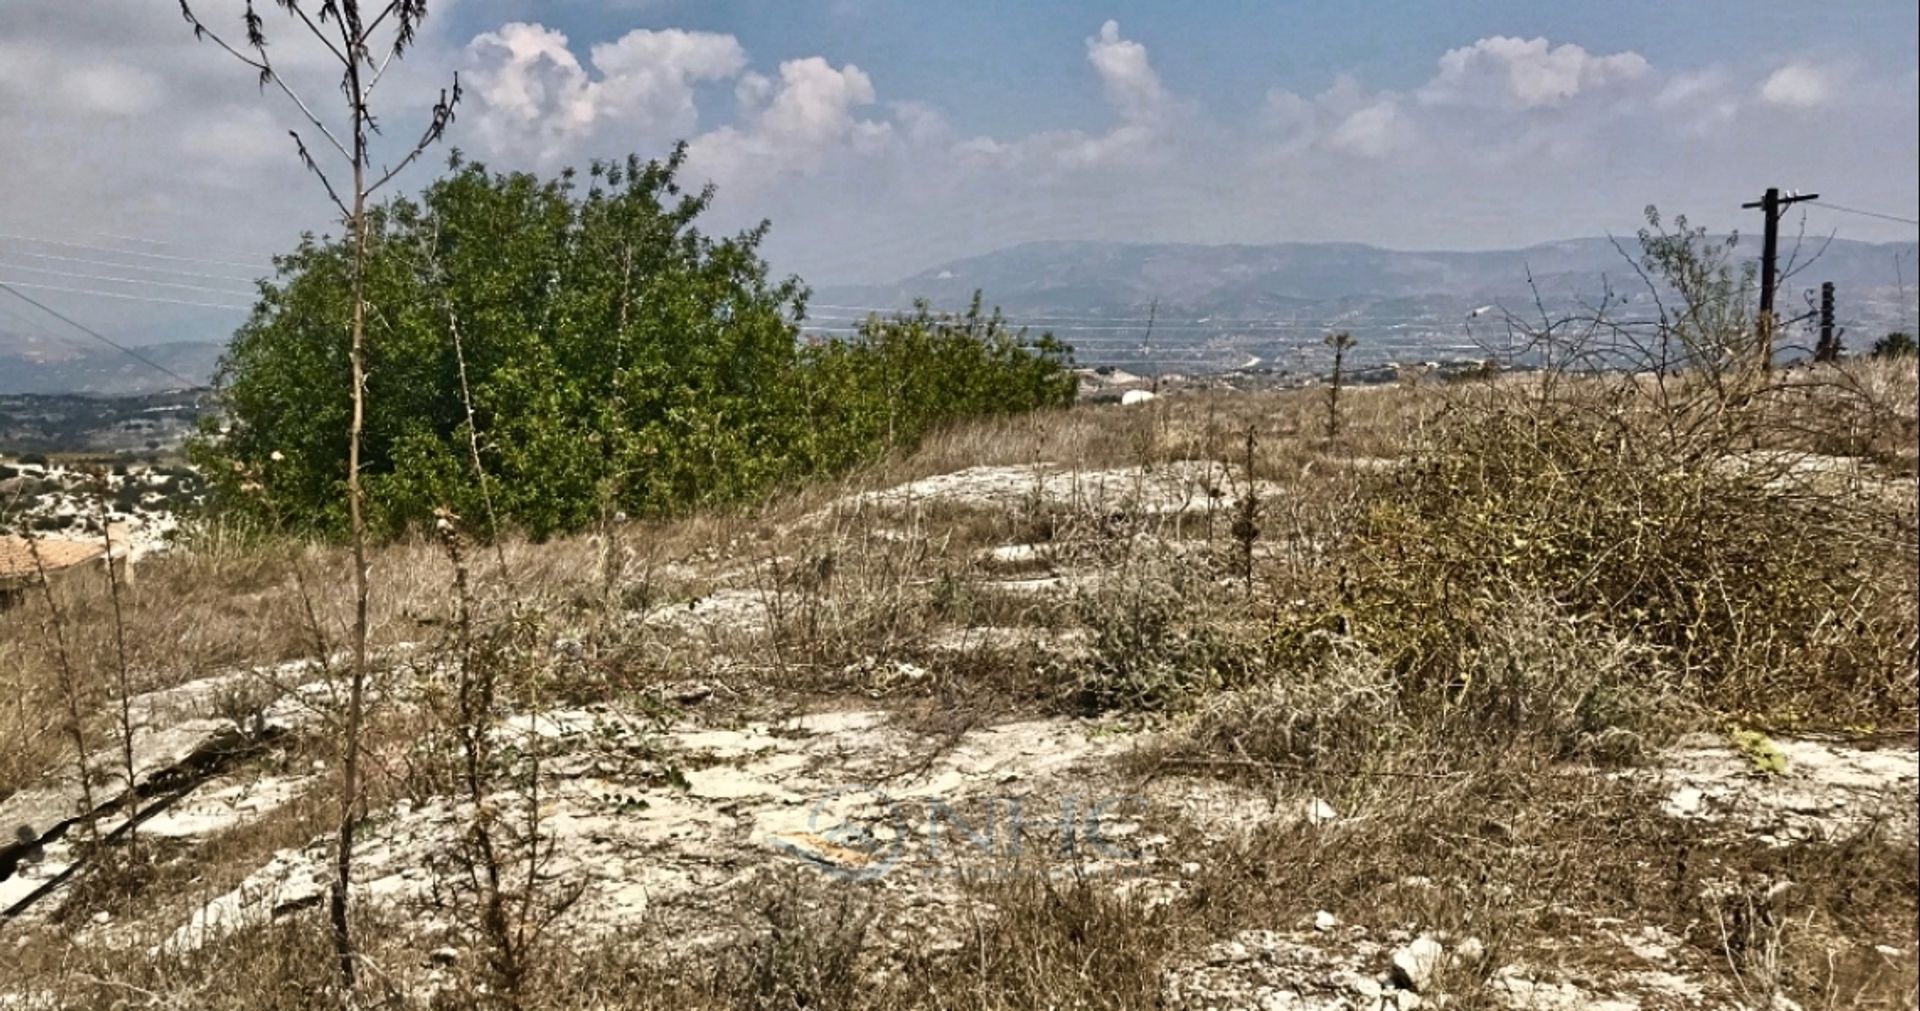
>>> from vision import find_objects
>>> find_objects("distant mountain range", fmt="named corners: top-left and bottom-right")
top-left (0, 331), bottom-right (219, 395)
top-left (5, 236), bottom-right (1913, 393)
top-left (824, 236), bottom-right (1914, 315)
top-left (819, 237), bottom-right (1918, 372)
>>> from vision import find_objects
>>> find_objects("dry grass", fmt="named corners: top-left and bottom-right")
top-left (2, 358), bottom-right (1914, 1009)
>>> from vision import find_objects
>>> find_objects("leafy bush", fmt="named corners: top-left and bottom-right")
top-left (1872, 331), bottom-right (1916, 360)
top-left (195, 148), bottom-right (1073, 540)
top-left (794, 294), bottom-right (1077, 478)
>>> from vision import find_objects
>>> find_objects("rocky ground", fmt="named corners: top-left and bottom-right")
top-left (2, 440), bottom-right (1915, 1009)
top-left (3, 647), bottom-right (1912, 1008)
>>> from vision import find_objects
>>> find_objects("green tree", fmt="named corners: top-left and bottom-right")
top-left (197, 149), bottom-right (1075, 539)
top-left (794, 295), bottom-right (1077, 475)
top-left (1872, 331), bottom-right (1916, 359)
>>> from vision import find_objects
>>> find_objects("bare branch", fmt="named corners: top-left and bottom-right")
top-left (283, 0), bottom-right (352, 67)
top-left (1779, 226), bottom-right (1837, 287)
top-left (180, 1), bottom-right (354, 163)
top-left (363, 34), bottom-right (404, 100)
top-left (291, 131), bottom-right (352, 219)
top-left (178, 2), bottom-right (271, 75)
top-left (366, 76), bottom-right (461, 196)
top-left (357, 1), bottom-right (405, 51)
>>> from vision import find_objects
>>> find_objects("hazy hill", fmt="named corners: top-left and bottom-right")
top-left (0, 329), bottom-right (219, 395)
top-left (817, 237), bottom-right (1916, 373)
top-left (4, 237), bottom-right (1911, 392)
top-left (822, 237), bottom-right (1915, 317)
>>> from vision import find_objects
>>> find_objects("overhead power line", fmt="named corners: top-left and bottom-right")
top-left (0, 231), bottom-right (271, 273)
top-left (1815, 203), bottom-right (1920, 227)
top-left (0, 262), bottom-right (260, 299)
top-left (0, 300), bottom-right (92, 353)
top-left (799, 311), bottom-right (1447, 331)
top-left (0, 279), bottom-right (252, 312)
top-left (805, 302), bottom-right (1427, 328)
top-left (0, 247), bottom-right (267, 288)
top-left (90, 230), bottom-right (283, 260)
top-left (0, 282), bottom-right (208, 387)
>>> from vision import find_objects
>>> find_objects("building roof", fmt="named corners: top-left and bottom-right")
top-left (0, 524), bottom-right (132, 582)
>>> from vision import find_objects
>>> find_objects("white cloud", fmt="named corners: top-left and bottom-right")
top-left (1421, 36), bottom-right (1650, 109)
top-left (0, 4), bottom-right (1913, 345)
top-left (1086, 19), bottom-right (1170, 123)
top-left (1759, 62), bottom-right (1833, 108)
top-left (938, 20), bottom-right (1187, 175)
top-left (688, 57), bottom-right (888, 189)
top-left (1653, 68), bottom-right (1740, 133)
top-left (589, 27), bottom-right (750, 122)
top-left (1326, 100), bottom-right (1407, 157)
top-left (464, 23), bottom-right (746, 166)
top-left (889, 100), bottom-right (952, 145)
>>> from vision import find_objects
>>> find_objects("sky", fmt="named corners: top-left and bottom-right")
top-left (0, 0), bottom-right (1915, 347)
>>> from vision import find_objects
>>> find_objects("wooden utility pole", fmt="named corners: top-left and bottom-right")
top-left (1742, 187), bottom-right (1819, 369)
top-left (1143, 297), bottom-right (1159, 394)
top-left (1323, 331), bottom-right (1354, 442)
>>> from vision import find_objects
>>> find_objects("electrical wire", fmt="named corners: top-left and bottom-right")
top-left (0, 247), bottom-right (266, 288)
top-left (0, 282), bottom-right (208, 387)
top-left (1813, 203), bottom-right (1920, 227)
top-left (0, 231), bottom-right (272, 273)
top-left (0, 262), bottom-right (261, 299)
top-left (0, 299), bottom-right (92, 354)
top-left (804, 302), bottom-right (1442, 328)
top-left (0, 279), bottom-right (253, 312)
top-left (89, 230), bottom-right (283, 260)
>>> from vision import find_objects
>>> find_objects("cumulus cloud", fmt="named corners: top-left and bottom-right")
top-left (0, 6), bottom-right (1913, 347)
top-left (1652, 68), bottom-right (1741, 134)
top-left (1759, 62), bottom-right (1833, 108)
top-left (936, 20), bottom-right (1189, 175)
top-left (1420, 36), bottom-right (1650, 109)
top-left (1258, 35), bottom-right (1654, 163)
top-left (690, 56), bottom-right (888, 187)
top-left (464, 23), bottom-right (746, 166)
top-left (1086, 19), bottom-right (1171, 123)
top-left (1326, 100), bottom-right (1407, 157)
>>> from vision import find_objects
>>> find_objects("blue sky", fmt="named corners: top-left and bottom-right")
top-left (441, 1), bottom-right (1918, 133)
top-left (0, 1), bottom-right (1914, 345)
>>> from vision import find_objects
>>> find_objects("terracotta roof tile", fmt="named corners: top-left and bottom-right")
top-left (0, 534), bottom-right (107, 580)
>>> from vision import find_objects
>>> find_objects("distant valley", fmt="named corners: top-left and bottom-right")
top-left (4, 236), bottom-right (1914, 394)
top-left (0, 333), bottom-right (220, 396)
top-left (819, 237), bottom-right (1919, 373)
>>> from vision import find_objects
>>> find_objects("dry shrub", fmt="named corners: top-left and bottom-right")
top-left (1177, 591), bottom-right (1664, 777)
top-left (1292, 388), bottom-right (1916, 727)
top-left (1063, 571), bottom-right (1263, 712)
top-left (1167, 750), bottom-right (1917, 1009)
top-left (1431, 592), bottom-right (1670, 759)
top-left (711, 872), bottom-right (876, 1011)
top-left (1178, 632), bottom-right (1406, 772)
top-left (890, 868), bottom-right (1170, 1011)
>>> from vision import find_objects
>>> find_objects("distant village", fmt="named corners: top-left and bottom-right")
top-left (0, 456), bottom-right (199, 605)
